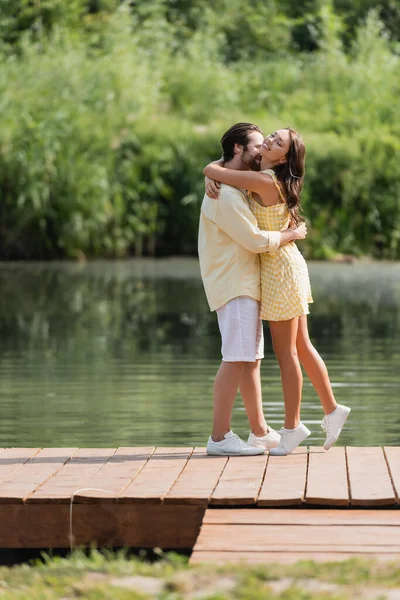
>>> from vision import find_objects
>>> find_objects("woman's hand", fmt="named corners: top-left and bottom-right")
top-left (205, 176), bottom-right (221, 200)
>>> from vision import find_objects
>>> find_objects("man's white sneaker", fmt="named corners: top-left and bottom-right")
top-left (269, 423), bottom-right (311, 456)
top-left (206, 431), bottom-right (265, 456)
top-left (322, 404), bottom-right (351, 450)
top-left (248, 427), bottom-right (280, 449)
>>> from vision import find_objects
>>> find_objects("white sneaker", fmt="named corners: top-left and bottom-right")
top-left (248, 427), bottom-right (280, 449)
top-left (321, 404), bottom-right (351, 450)
top-left (269, 423), bottom-right (311, 456)
top-left (206, 430), bottom-right (265, 456)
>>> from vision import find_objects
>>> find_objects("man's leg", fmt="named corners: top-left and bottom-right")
top-left (212, 296), bottom-right (259, 441)
top-left (239, 360), bottom-right (269, 437)
top-left (212, 360), bottom-right (244, 441)
top-left (208, 297), bottom-right (267, 456)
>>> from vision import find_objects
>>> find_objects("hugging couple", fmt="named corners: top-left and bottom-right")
top-left (198, 123), bottom-right (351, 457)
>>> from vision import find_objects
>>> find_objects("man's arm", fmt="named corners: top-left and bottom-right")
top-left (215, 186), bottom-right (306, 254)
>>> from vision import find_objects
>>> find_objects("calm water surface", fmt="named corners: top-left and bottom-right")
top-left (0, 259), bottom-right (399, 447)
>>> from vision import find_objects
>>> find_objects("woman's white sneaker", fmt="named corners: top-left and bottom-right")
top-left (248, 427), bottom-right (281, 449)
top-left (206, 431), bottom-right (265, 456)
top-left (322, 404), bottom-right (351, 450)
top-left (269, 423), bottom-right (311, 456)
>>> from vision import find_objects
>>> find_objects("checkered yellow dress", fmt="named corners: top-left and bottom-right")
top-left (248, 169), bottom-right (313, 321)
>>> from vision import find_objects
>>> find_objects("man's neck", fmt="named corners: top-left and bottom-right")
top-left (223, 157), bottom-right (250, 171)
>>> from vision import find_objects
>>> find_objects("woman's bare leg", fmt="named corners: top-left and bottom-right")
top-left (296, 314), bottom-right (337, 415)
top-left (269, 317), bottom-right (302, 429)
top-left (239, 360), bottom-right (269, 437)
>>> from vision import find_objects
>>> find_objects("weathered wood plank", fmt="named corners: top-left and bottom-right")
top-left (0, 448), bottom-right (78, 504)
top-left (0, 448), bottom-right (41, 484)
top-left (194, 524), bottom-right (400, 552)
top-left (190, 551), bottom-right (399, 565)
top-left (257, 447), bottom-right (307, 506)
top-left (164, 448), bottom-right (227, 505)
top-left (306, 446), bottom-right (349, 505)
top-left (203, 509), bottom-right (400, 526)
top-left (210, 454), bottom-right (267, 506)
top-left (119, 447), bottom-right (193, 504)
top-left (384, 447), bottom-right (400, 502)
top-left (74, 447), bottom-right (155, 503)
top-left (26, 449), bottom-right (117, 504)
top-left (347, 447), bottom-right (396, 506)
top-left (0, 504), bottom-right (205, 549)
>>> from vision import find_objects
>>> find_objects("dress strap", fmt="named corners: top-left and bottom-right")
top-left (262, 169), bottom-right (286, 204)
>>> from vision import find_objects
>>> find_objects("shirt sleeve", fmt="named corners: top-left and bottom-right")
top-left (215, 186), bottom-right (281, 254)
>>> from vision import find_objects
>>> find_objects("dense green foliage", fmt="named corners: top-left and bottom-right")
top-left (0, 1), bottom-right (399, 259)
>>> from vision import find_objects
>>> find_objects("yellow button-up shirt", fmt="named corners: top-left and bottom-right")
top-left (198, 183), bottom-right (281, 311)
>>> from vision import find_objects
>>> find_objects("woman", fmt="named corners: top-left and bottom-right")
top-left (203, 127), bottom-right (350, 455)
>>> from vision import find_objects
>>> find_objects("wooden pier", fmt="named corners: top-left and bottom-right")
top-left (0, 446), bottom-right (399, 564)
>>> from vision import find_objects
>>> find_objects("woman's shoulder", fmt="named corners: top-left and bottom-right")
top-left (260, 169), bottom-right (282, 189)
top-left (248, 191), bottom-right (287, 211)
top-left (261, 169), bottom-right (276, 177)
top-left (260, 169), bottom-right (286, 204)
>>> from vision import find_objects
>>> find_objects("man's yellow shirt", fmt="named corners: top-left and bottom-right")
top-left (198, 183), bottom-right (281, 311)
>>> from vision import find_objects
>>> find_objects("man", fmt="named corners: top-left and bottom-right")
top-left (198, 123), bottom-right (307, 456)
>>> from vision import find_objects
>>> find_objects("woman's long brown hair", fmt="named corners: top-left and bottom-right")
top-left (273, 128), bottom-right (305, 225)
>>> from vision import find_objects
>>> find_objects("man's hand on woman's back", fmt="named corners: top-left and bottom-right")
top-left (279, 222), bottom-right (308, 247)
top-left (291, 222), bottom-right (307, 240)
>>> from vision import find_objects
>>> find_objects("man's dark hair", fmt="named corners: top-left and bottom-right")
top-left (220, 122), bottom-right (263, 162)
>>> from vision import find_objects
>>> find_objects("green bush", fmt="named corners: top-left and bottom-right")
top-left (0, 4), bottom-right (399, 259)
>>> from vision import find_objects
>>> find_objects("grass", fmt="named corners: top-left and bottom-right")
top-left (0, 550), bottom-right (399, 599)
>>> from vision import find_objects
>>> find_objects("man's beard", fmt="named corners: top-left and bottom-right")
top-left (241, 151), bottom-right (261, 171)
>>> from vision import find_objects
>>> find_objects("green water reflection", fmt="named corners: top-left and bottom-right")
top-left (0, 259), bottom-right (399, 447)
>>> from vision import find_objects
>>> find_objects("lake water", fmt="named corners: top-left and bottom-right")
top-left (0, 259), bottom-right (399, 448)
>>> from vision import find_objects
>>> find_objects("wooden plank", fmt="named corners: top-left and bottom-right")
top-left (0, 448), bottom-right (78, 504)
top-left (306, 447), bottom-right (349, 506)
top-left (74, 447), bottom-right (155, 503)
top-left (0, 448), bottom-right (41, 483)
top-left (347, 447), bottom-right (396, 506)
top-left (190, 551), bottom-right (399, 565)
top-left (26, 448), bottom-right (117, 504)
top-left (194, 524), bottom-right (400, 552)
top-left (164, 448), bottom-right (228, 505)
top-left (210, 454), bottom-right (267, 506)
top-left (119, 447), bottom-right (193, 504)
top-left (0, 504), bottom-right (205, 549)
top-left (203, 509), bottom-right (400, 526)
top-left (384, 447), bottom-right (400, 502)
top-left (257, 447), bottom-right (307, 506)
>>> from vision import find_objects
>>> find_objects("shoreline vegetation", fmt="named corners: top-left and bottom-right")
top-left (0, 1), bottom-right (399, 261)
top-left (1, 550), bottom-right (400, 599)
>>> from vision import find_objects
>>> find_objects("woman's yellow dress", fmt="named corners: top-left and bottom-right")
top-left (247, 169), bottom-right (313, 321)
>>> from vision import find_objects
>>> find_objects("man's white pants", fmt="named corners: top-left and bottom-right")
top-left (216, 296), bottom-right (264, 362)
